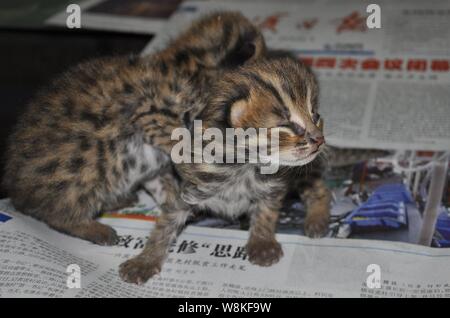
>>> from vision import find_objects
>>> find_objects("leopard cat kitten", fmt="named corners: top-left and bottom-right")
top-left (119, 57), bottom-right (331, 283)
top-left (3, 11), bottom-right (264, 246)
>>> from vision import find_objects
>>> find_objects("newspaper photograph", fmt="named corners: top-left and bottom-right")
top-left (46, 0), bottom-right (183, 34)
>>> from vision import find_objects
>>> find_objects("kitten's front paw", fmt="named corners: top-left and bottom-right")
top-left (119, 256), bottom-right (161, 285)
top-left (304, 213), bottom-right (329, 238)
top-left (246, 239), bottom-right (283, 267)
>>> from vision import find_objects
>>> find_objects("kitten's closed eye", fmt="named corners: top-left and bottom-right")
top-left (279, 122), bottom-right (306, 136)
top-left (291, 122), bottom-right (306, 136)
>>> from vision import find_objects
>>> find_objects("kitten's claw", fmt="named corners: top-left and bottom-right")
top-left (246, 239), bottom-right (283, 267)
top-left (304, 213), bottom-right (329, 238)
top-left (119, 256), bottom-right (161, 285)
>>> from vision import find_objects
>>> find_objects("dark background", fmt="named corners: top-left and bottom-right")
top-left (0, 27), bottom-right (152, 197)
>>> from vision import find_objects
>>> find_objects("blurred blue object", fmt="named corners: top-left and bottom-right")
top-left (367, 183), bottom-right (414, 204)
top-left (434, 209), bottom-right (450, 247)
top-left (344, 183), bottom-right (411, 233)
top-left (0, 212), bottom-right (12, 223)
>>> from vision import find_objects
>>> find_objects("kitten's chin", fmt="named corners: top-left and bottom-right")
top-left (278, 152), bottom-right (319, 167)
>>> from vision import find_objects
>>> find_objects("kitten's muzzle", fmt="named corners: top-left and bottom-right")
top-left (311, 135), bottom-right (325, 147)
top-left (305, 126), bottom-right (325, 147)
top-left (309, 135), bottom-right (325, 155)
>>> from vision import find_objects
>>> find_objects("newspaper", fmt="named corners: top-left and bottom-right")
top-left (46, 0), bottom-right (183, 34)
top-left (141, 0), bottom-right (450, 151)
top-left (1, 198), bottom-right (450, 298)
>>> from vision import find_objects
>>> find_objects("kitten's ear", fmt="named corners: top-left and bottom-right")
top-left (222, 42), bottom-right (257, 68)
top-left (229, 100), bottom-right (247, 127)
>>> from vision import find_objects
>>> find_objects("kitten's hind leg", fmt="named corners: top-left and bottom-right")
top-left (119, 174), bottom-right (190, 284)
top-left (14, 181), bottom-right (119, 245)
top-left (41, 199), bottom-right (119, 246)
top-left (50, 219), bottom-right (119, 246)
top-left (301, 179), bottom-right (331, 238)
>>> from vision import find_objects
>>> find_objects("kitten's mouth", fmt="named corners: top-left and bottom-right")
top-left (300, 151), bottom-right (320, 164)
top-left (267, 144), bottom-right (323, 167)
top-left (297, 144), bottom-right (322, 156)
top-left (289, 144), bottom-right (324, 165)
top-left (278, 151), bottom-right (320, 166)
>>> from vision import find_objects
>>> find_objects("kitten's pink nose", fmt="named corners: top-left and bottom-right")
top-left (312, 135), bottom-right (325, 146)
top-left (307, 131), bottom-right (325, 146)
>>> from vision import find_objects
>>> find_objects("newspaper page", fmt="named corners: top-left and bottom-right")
top-left (46, 0), bottom-right (183, 34)
top-left (141, 0), bottom-right (450, 151)
top-left (1, 198), bottom-right (450, 298)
